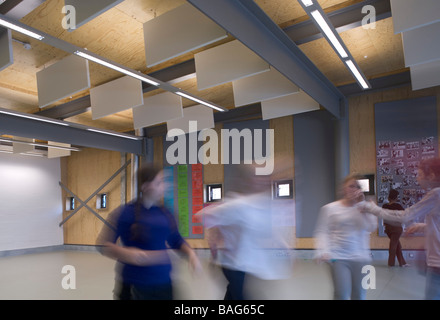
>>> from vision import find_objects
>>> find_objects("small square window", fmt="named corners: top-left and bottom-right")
top-left (96, 193), bottom-right (108, 209)
top-left (206, 184), bottom-right (223, 202)
top-left (66, 197), bottom-right (75, 211)
top-left (273, 180), bottom-right (293, 199)
top-left (357, 174), bottom-right (375, 195)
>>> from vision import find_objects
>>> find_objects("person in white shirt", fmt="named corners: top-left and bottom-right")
top-left (202, 164), bottom-right (293, 300)
top-left (314, 175), bottom-right (377, 300)
top-left (359, 157), bottom-right (440, 300)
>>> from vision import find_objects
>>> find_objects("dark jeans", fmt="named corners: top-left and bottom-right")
top-left (385, 224), bottom-right (407, 266)
top-left (222, 267), bottom-right (246, 300)
top-left (114, 281), bottom-right (173, 300)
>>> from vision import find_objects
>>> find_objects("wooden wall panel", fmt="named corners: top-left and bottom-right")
top-left (62, 148), bottom-right (128, 245)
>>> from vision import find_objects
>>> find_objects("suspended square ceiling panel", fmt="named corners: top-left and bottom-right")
top-left (90, 76), bottom-right (143, 120)
top-left (64, 0), bottom-right (125, 31)
top-left (391, 0), bottom-right (440, 34)
top-left (166, 105), bottom-right (214, 137)
top-left (402, 21), bottom-right (440, 67)
top-left (195, 39), bottom-right (270, 90)
top-left (36, 54), bottom-right (90, 108)
top-left (133, 92), bottom-right (183, 129)
top-left (410, 60), bottom-right (440, 91)
top-left (48, 142), bottom-right (71, 158)
top-left (0, 27), bottom-right (13, 72)
top-left (12, 138), bottom-right (34, 154)
top-left (261, 91), bottom-right (320, 120)
top-left (143, 3), bottom-right (227, 67)
top-left (232, 67), bottom-right (299, 107)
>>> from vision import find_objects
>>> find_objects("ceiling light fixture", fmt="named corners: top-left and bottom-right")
top-left (300, 0), bottom-right (314, 7)
top-left (86, 128), bottom-right (143, 141)
top-left (176, 91), bottom-right (227, 112)
top-left (0, 17), bottom-right (44, 40)
top-left (310, 10), bottom-right (348, 58)
top-left (0, 110), bottom-right (70, 126)
top-left (345, 60), bottom-right (370, 89)
top-left (298, 1), bottom-right (370, 90)
top-left (74, 50), bottom-right (160, 87)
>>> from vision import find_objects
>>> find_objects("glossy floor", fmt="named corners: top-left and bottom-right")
top-left (0, 250), bottom-right (427, 300)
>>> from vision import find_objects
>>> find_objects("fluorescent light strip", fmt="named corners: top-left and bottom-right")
top-left (310, 10), bottom-right (348, 58)
top-left (176, 92), bottom-right (226, 112)
top-left (87, 128), bottom-right (142, 140)
top-left (345, 60), bottom-right (370, 89)
top-left (0, 110), bottom-right (70, 126)
top-left (301, 0), bottom-right (314, 7)
top-left (0, 18), bottom-right (44, 40)
top-left (74, 51), bottom-right (160, 87)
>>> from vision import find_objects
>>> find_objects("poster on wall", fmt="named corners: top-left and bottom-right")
top-left (374, 96), bottom-right (438, 236)
top-left (162, 164), bottom-right (205, 239)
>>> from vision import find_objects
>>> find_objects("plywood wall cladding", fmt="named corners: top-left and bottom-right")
top-left (62, 148), bottom-right (130, 245)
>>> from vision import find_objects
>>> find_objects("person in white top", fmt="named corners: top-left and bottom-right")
top-left (202, 164), bottom-right (293, 300)
top-left (358, 157), bottom-right (440, 300)
top-left (314, 175), bottom-right (377, 300)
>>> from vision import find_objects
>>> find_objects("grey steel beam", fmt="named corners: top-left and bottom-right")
top-left (181, 0), bottom-right (346, 118)
top-left (36, 0), bottom-right (392, 120)
top-left (338, 70), bottom-right (411, 97)
top-left (0, 107), bottom-right (144, 154)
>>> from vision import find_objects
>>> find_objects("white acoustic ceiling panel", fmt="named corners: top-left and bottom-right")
top-left (133, 92), bottom-right (183, 129)
top-left (232, 67), bottom-right (299, 107)
top-left (143, 3), bottom-right (227, 67)
top-left (410, 60), bottom-right (440, 91)
top-left (48, 142), bottom-right (71, 158)
top-left (90, 76), bottom-right (143, 119)
top-left (36, 54), bottom-right (90, 108)
top-left (166, 104), bottom-right (214, 137)
top-left (195, 40), bottom-right (270, 90)
top-left (261, 91), bottom-right (320, 120)
top-left (0, 27), bottom-right (13, 72)
top-left (402, 21), bottom-right (440, 67)
top-left (391, 0), bottom-right (440, 34)
top-left (12, 138), bottom-right (34, 154)
top-left (64, 0), bottom-right (124, 31)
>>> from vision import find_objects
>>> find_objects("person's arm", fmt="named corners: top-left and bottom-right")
top-left (405, 223), bottom-right (427, 235)
top-left (97, 206), bottom-right (169, 266)
top-left (359, 190), bottom-right (439, 223)
top-left (314, 206), bottom-right (331, 262)
top-left (100, 242), bottom-right (169, 266)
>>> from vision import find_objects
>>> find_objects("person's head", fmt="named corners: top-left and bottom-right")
top-left (339, 174), bottom-right (363, 203)
top-left (417, 157), bottom-right (440, 189)
top-left (388, 189), bottom-right (399, 203)
top-left (137, 164), bottom-right (165, 203)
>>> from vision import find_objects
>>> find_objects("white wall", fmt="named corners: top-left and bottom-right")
top-left (0, 153), bottom-right (63, 251)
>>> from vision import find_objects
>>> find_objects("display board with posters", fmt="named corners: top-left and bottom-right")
top-left (374, 96), bottom-right (438, 236)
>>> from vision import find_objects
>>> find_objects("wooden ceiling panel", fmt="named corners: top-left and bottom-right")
top-left (0, 0), bottom-right (412, 135)
top-left (299, 17), bottom-right (405, 86)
